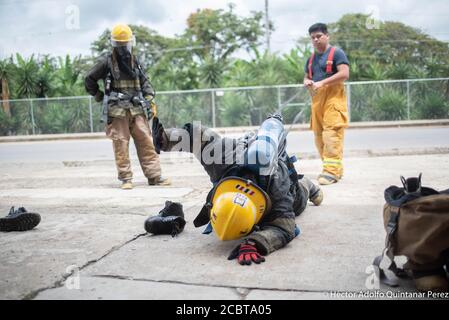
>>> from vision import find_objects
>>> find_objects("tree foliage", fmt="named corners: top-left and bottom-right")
top-left (1, 11), bottom-right (448, 134)
top-left (327, 14), bottom-right (449, 80)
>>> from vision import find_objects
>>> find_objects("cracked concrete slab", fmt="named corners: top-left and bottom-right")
top-left (1, 152), bottom-right (448, 299)
top-left (0, 157), bottom-right (208, 299)
top-left (0, 213), bottom-right (146, 299)
top-left (70, 204), bottom-right (385, 293)
top-left (35, 276), bottom-right (242, 300)
top-left (34, 275), bottom-right (358, 300)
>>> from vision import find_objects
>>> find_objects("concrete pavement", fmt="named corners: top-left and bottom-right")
top-left (1, 151), bottom-right (448, 300)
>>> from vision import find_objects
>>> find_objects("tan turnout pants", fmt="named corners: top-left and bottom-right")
top-left (106, 111), bottom-right (161, 182)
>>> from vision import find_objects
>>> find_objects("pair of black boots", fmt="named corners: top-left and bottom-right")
top-left (144, 201), bottom-right (186, 237)
top-left (1, 202), bottom-right (185, 236)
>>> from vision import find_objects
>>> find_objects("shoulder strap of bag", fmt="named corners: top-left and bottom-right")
top-left (372, 206), bottom-right (410, 287)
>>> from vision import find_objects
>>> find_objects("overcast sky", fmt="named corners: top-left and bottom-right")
top-left (0, 0), bottom-right (448, 59)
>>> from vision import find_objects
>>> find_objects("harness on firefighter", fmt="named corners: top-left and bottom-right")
top-left (308, 46), bottom-right (336, 79)
top-left (105, 54), bottom-right (156, 120)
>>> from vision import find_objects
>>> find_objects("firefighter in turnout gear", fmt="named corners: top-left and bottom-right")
top-left (303, 23), bottom-right (350, 185)
top-left (151, 114), bottom-right (324, 265)
top-left (85, 24), bottom-right (169, 189)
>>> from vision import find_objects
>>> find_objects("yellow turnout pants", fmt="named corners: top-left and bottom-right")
top-left (310, 83), bottom-right (349, 179)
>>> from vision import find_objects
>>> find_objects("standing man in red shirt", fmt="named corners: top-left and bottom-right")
top-left (303, 23), bottom-right (350, 185)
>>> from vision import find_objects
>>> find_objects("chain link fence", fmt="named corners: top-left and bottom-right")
top-left (1, 78), bottom-right (448, 136)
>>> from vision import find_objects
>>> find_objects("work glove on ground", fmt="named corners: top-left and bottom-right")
top-left (228, 240), bottom-right (266, 265)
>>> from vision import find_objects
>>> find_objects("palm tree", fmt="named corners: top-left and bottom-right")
top-left (424, 55), bottom-right (444, 78)
top-left (225, 59), bottom-right (255, 87)
top-left (15, 53), bottom-right (39, 98)
top-left (348, 60), bottom-right (362, 81)
top-left (36, 55), bottom-right (56, 98)
top-left (199, 55), bottom-right (227, 88)
top-left (283, 48), bottom-right (307, 83)
top-left (13, 54), bottom-right (39, 134)
top-left (387, 62), bottom-right (414, 80)
top-left (363, 61), bottom-right (389, 80)
top-left (244, 51), bottom-right (288, 123)
top-left (247, 50), bottom-right (284, 85)
top-left (0, 57), bottom-right (14, 116)
top-left (55, 55), bottom-right (83, 96)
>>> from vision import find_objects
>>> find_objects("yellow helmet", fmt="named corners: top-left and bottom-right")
top-left (210, 177), bottom-right (271, 241)
top-left (110, 23), bottom-right (136, 48)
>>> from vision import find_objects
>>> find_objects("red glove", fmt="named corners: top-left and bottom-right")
top-left (228, 240), bottom-right (265, 265)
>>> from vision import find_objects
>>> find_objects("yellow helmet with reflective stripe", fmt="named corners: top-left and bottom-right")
top-left (210, 177), bottom-right (271, 241)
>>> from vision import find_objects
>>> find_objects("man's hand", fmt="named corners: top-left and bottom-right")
top-left (228, 240), bottom-right (265, 265)
top-left (312, 81), bottom-right (324, 91)
top-left (95, 90), bottom-right (104, 102)
top-left (145, 94), bottom-right (155, 103)
top-left (303, 79), bottom-right (314, 87)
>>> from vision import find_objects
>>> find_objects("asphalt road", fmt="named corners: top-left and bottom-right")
top-left (0, 126), bottom-right (448, 163)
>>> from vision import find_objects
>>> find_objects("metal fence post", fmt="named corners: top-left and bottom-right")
top-left (30, 99), bottom-right (36, 135)
top-left (346, 83), bottom-right (351, 122)
top-left (406, 80), bottom-right (411, 120)
top-left (88, 96), bottom-right (94, 133)
top-left (211, 90), bottom-right (216, 128)
top-left (277, 87), bottom-right (281, 110)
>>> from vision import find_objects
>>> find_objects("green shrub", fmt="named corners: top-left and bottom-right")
top-left (219, 93), bottom-right (251, 127)
top-left (371, 89), bottom-right (407, 121)
top-left (414, 92), bottom-right (449, 119)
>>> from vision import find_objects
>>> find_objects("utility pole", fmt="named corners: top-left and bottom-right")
top-left (265, 0), bottom-right (270, 53)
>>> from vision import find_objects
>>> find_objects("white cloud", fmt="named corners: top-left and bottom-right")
top-left (0, 0), bottom-right (448, 59)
